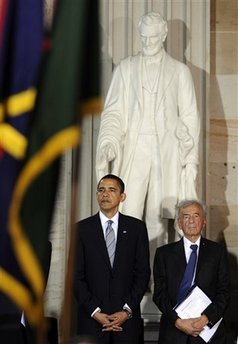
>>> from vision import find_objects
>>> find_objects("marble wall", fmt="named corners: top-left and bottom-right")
top-left (208, 0), bottom-right (238, 324)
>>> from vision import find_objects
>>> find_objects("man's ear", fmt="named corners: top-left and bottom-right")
top-left (177, 218), bottom-right (182, 229)
top-left (120, 193), bottom-right (127, 202)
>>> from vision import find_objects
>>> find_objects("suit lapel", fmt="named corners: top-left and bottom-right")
top-left (94, 213), bottom-right (112, 269)
top-left (171, 238), bottom-right (208, 296)
top-left (112, 213), bottom-right (128, 272)
top-left (131, 52), bottom-right (175, 112)
top-left (175, 237), bottom-right (207, 282)
top-left (165, 239), bottom-right (187, 300)
top-left (155, 51), bottom-right (176, 112)
top-left (130, 51), bottom-right (177, 130)
top-left (195, 237), bottom-right (207, 276)
top-left (174, 239), bottom-right (187, 279)
top-left (131, 53), bottom-right (143, 113)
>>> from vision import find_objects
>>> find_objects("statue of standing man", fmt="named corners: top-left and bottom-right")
top-left (96, 12), bottom-right (200, 248)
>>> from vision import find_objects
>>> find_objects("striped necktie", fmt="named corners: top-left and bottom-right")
top-left (105, 220), bottom-right (115, 267)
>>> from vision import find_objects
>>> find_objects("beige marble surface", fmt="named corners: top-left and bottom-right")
top-left (209, 119), bottom-right (238, 161)
top-left (208, 0), bottom-right (238, 295)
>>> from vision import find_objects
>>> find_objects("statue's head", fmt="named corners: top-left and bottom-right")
top-left (138, 12), bottom-right (168, 56)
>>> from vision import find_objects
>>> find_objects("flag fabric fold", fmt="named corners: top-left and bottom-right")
top-left (0, 0), bottom-right (44, 324)
top-left (0, 0), bottom-right (101, 326)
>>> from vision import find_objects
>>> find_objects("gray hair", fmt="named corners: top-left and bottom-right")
top-left (138, 11), bottom-right (168, 37)
top-left (175, 199), bottom-right (207, 223)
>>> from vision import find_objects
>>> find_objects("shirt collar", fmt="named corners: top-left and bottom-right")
top-left (99, 211), bottom-right (119, 227)
top-left (183, 236), bottom-right (201, 250)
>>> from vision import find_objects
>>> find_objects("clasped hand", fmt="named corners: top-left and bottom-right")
top-left (175, 315), bottom-right (209, 337)
top-left (93, 311), bottom-right (128, 332)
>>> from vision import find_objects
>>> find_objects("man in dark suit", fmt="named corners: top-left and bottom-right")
top-left (153, 199), bottom-right (230, 344)
top-left (74, 174), bottom-right (150, 344)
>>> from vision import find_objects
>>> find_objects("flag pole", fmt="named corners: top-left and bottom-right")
top-left (59, 147), bottom-right (80, 344)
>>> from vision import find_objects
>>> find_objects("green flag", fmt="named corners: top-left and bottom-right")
top-left (8, 0), bottom-right (101, 325)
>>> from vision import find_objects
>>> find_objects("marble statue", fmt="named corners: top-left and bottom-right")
top-left (96, 12), bottom-right (200, 247)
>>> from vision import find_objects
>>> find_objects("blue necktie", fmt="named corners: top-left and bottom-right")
top-left (177, 244), bottom-right (198, 302)
top-left (105, 220), bottom-right (115, 266)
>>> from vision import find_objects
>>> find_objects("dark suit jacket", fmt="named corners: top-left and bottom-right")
top-left (74, 212), bottom-right (150, 343)
top-left (153, 237), bottom-right (230, 344)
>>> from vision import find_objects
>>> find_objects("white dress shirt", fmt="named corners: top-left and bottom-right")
top-left (99, 211), bottom-right (119, 242)
top-left (91, 211), bottom-right (132, 317)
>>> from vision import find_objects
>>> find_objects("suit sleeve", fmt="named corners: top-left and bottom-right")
top-left (124, 221), bottom-right (151, 311)
top-left (73, 227), bottom-right (101, 316)
top-left (177, 64), bottom-right (200, 167)
top-left (201, 244), bottom-right (230, 326)
top-left (95, 61), bottom-right (129, 180)
top-left (153, 247), bottom-right (179, 323)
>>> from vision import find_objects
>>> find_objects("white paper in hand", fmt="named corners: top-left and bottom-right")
top-left (174, 286), bottom-right (222, 343)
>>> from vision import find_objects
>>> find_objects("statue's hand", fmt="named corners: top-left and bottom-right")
top-left (184, 163), bottom-right (198, 199)
top-left (101, 145), bottom-right (116, 162)
top-left (96, 143), bottom-right (118, 179)
top-left (107, 147), bottom-right (116, 162)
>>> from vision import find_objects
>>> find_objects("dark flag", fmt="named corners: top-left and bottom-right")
top-left (1, 0), bottom-right (101, 327)
top-left (0, 0), bottom-right (44, 324)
